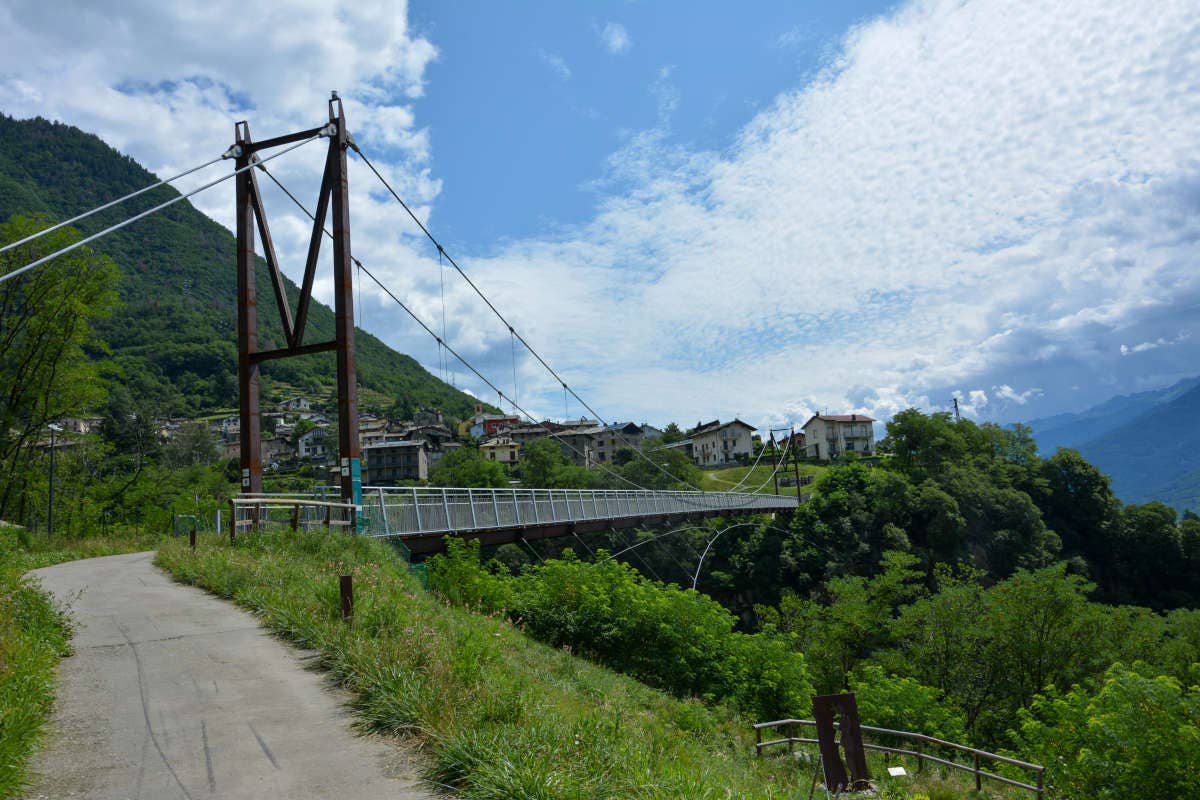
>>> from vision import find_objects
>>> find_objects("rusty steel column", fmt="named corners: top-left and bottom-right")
top-left (328, 95), bottom-right (362, 516)
top-left (235, 121), bottom-right (263, 495)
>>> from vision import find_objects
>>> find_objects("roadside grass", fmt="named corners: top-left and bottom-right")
top-left (156, 527), bottom-right (817, 799)
top-left (700, 462), bottom-right (825, 496)
top-left (0, 526), bottom-right (163, 798)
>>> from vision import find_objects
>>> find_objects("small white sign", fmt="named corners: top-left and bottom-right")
top-left (887, 766), bottom-right (907, 778)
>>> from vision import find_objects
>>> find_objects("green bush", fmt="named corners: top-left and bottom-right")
top-left (1011, 663), bottom-right (1200, 800)
top-left (429, 539), bottom-right (812, 719)
top-left (848, 665), bottom-right (967, 742)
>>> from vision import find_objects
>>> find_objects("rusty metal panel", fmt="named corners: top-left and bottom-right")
top-left (812, 693), bottom-right (870, 793)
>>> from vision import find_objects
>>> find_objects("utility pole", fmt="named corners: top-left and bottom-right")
top-left (47, 423), bottom-right (61, 537)
top-left (953, 397), bottom-right (961, 422)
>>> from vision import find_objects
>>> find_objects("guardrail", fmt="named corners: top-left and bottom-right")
top-left (753, 718), bottom-right (1044, 798)
top-left (228, 495), bottom-right (358, 539)
top-left (359, 487), bottom-right (797, 538)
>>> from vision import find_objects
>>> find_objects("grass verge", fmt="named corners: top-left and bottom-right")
top-left (0, 527), bottom-right (163, 798)
top-left (156, 527), bottom-right (816, 799)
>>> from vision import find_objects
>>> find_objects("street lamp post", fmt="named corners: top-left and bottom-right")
top-left (47, 423), bottom-right (62, 537)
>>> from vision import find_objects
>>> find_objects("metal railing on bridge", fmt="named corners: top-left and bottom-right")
top-left (230, 487), bottom-right (797, 540)
top-left (361, 487), bottom-right (796, 538)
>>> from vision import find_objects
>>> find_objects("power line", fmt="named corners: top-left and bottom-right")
top-left (0, 135), bottom-right (322, 287)
top-left (0, 152), bottom-right (230, 255)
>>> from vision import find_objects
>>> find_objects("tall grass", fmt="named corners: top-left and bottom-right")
top-left (156, 528), bottom-right (816, 798)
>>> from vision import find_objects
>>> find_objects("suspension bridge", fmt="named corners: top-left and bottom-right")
top-left (2, 94), bottom-right (802, 553)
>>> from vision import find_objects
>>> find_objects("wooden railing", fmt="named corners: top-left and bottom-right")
top-left (753, 718), bottom-right (1044, 798)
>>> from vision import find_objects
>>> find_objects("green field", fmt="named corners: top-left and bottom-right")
top-left (699, 461), bottom-right (825, 496)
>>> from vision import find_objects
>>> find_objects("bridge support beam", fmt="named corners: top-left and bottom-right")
top-left (234, 94), bottom-right (361, 519)
top-left (400, 508), bottom-right (737, 556)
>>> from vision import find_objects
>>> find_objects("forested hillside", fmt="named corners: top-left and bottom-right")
top-left (0, 114), bottom-right (480, 419)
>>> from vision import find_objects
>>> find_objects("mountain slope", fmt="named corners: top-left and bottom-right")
top-left (1028, 379), bottom-right (1200, 513)
top-left (0, 115), bottom-right (483, 419)
top-left (1025, 376), bottom-right (1200, 453)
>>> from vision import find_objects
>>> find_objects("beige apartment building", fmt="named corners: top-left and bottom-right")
top-left (801, 414), bottom-right (875, 460)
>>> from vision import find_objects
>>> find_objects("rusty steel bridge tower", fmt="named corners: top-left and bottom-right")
top-left (233, 93), bottom-right (361, 516)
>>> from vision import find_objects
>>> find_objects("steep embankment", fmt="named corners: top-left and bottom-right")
top-left (0, 114), bottom-right (481, 418)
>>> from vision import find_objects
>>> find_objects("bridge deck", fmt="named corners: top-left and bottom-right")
top-left (238, 487), bottom-right (798, 554)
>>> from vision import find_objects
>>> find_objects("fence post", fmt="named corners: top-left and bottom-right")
top-left (492, 491), bottom-right (501, 527)
top-left (974, 752), bottom-right (981, 792)
top-left (378, 487), bottom-right (390, 536)
top-left (189, 529), bottom-right (196, 552)
top-left (228, 499), bottom-right (236, 543)
top-left (412, 487), bottom-right (423, 531)
top-left (339, 574), bottom-right (353, 621)
top-left (441, 488), bottom-right (451, 532)
top-left (291, 504), bottom-right (301, 531)
top-left (917, 740), bottom-right (923, 773)
top-left (756, 726), bottom-right (762, 758)
top-left (1037, 768), bottom-right (1044, 800)
top-left (469, 488), bottom-right (479, 529)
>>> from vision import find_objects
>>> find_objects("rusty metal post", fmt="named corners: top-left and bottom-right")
top-left (974, 752), bottom-right (982, 791)
top-left (228, 499), bottom-right (236, 543)
top-left (291, 503), bottom-right (301, 531)
top-left (917, 739), bottom-right (924, 772)
top-left (339, 574), bottom-right (353, 621)
top-left (234, 121), bottom-right (263, 497)
top-left (755, 726), bottom-right (762, 758)
top-left (327, 95), bottom-right (362, 527)
top-left (189, 529), bottom-right (196, 552)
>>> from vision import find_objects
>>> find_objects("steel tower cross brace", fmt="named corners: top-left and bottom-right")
top-left (234, 93), bottom-right (362, 519)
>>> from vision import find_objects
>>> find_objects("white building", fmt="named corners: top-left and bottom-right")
top-left (689, 419), bottom-right (757, 466)
top-left (801, 414), bottom-right (876, 460)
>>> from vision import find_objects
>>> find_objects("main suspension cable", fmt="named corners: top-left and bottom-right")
top-left (0, 135), bottom-right (321, 287)
top-left (352, 146), bottom-right (706, 492)
top-left (258, 164), bottom-right (661, 493)
top-left (0, 152), bottom-right (229, 255)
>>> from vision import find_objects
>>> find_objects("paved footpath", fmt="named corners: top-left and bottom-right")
top-left (24, 552), bottom-right (432, 799)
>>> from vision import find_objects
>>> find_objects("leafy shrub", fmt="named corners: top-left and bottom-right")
top-left (1011, 663), bottom-right (1200, 800)
top-left (848, 665), bottom-right (967, 742)
top-left (429, 539), bottom-right (812, 719)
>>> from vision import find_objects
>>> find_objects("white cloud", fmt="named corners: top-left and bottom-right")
top-left (1120, 331), bottom-right (1189, 356)
top-left (994, 385), bottom-right (1042, 406)
top-left (538, 50), bottom-right (572, 82)
top-left (4, 0), bottom-right (1200, 433)
top-left (597, 21), bottom-right (632, 55)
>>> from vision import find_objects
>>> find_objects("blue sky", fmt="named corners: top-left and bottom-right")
top-left (1, 0), bottom-right (1198, 433)
top-left (406, 1), bottom-right (896, 252)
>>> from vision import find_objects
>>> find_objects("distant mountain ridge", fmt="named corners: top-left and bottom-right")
top-left (0, 115), bottom-right (484, 420)
top-left (1026, 376), bottom-right (1200, 513)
